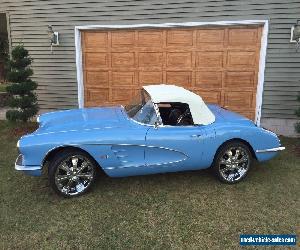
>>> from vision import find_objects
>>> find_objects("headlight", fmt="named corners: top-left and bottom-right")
top-left (17, 140), bottom-right (21, 154)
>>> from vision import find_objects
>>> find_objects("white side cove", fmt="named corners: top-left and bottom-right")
top-left (75, 20), bottom-right (268, 125)
top-left (144, 85), bottom-right (215, 125)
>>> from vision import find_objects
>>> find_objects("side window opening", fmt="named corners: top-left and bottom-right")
top-left (157, 102), bottom-right (194, 126)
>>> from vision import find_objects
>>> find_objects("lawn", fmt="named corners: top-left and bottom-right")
top-left (0, 83), bottom-right (8, 92)
top-left (0, 121), bottom-right (299, 249)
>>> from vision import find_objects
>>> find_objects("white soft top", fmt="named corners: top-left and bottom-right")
top-left (143, 84), bottom-right (215, 125)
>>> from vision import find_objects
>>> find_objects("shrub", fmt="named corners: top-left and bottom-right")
top-left (5, 45), bottom-right (38, 122)
top-left (295, 93), bottom-right (300, 133)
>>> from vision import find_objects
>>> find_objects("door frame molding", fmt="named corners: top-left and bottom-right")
top-left (75, 19), bottom-right (269, 126)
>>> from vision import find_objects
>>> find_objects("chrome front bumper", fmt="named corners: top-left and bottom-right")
top-left (15, 154), bottom-right (42, 176)
top-left (255, 146), bottom-right (286, 153)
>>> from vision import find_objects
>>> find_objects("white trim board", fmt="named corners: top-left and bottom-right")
top-left (75, 19), bottom-right (269, 125)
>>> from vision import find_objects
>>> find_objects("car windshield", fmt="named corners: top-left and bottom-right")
top-left (124, 89), bottom-right (158, 125)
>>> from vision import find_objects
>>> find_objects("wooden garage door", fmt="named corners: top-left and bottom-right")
top-left (82, 26), bottom-right (262, 120)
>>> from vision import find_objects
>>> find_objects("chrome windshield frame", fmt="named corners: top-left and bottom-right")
top-left (122, 101), bottom-right (162, 127)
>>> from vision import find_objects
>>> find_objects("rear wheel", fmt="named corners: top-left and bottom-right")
top-left (48, 149), bottom-right (97, 197)
top-left (212, 141), bottom-right (252, 184)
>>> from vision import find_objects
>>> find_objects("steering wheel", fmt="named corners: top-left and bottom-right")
top-left (168, 108), bottom-right (182, 125)
top-left (176, 111), bottom-right (193, 126)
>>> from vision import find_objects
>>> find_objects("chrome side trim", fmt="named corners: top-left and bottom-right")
top-left (146, 157), bottom-right (187, 167)
top-left (106, 165), bottom-right (142, 170)
top-left (15, 164), bottom-right (41, 171)
top-left (105, 158), bottom-right (187, 170)
top-left (255, 146), bottom-right (285, 153)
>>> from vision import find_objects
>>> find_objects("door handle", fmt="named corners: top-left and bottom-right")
top-left (191, 134), bottom-right (201, 138)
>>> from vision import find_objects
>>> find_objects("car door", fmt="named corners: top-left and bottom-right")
top-left (145, 125), bottom-right (208, 173)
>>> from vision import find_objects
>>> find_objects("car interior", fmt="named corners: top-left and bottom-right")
top-left (157, 102), bottom-right (194, 126)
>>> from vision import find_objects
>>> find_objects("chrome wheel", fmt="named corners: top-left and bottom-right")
top-left (218, 146), bottom-right (250, 183)
top-left (54, 155), bottom-right (95, 196)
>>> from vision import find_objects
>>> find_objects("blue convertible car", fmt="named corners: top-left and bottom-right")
top-left (16, 84), bottom-right (285, 197)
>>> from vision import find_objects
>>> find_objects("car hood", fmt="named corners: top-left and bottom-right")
top-left (36, 106), bottom-right (126, 133)
top-left (208, 104), bottom-right (255, 126)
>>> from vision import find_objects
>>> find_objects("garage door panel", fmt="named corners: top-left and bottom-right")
top-left (167, 30), bottom-right (193, 46)
top-left (111, 88), bottom-right (133, 102)
top-left (196, 29), bottom-right (225, 50)
top-left (228, 28), bottom-right (259, 46)
top-left (224, 91), bottom-right (254, 109)
top-left (237, 111), bottom-right (255, 120)
top-left (112, 72), bottom-right (135, 86)
top-left (166, 71), bottom-right (192, 87)
top-left (111, 31), bottom-right (135, 47)
top-left (225, 71), bottom-right (255, 88)
top-left (111, 52), bottom-right (135, 67)
top-left (225, 107), bottom-right (255, 120)
top-left (138, 52), bottom-right (163, 68)
top-left (85, 88), bottom-right (109, 107)
top-left (195, 71), bottom-right (222, 88)
top-left (195, 90), bottom-right (221, 104)
top-left (83, 26), bottom-right (262, 121)
top-left (167, 52), bottom-right (193, 68)
top-left (84, 53), bottom-right (109, 69)
top-left (137, 31), bottom-right (164, 47)
top-left (139, 71), bottom-right (163, 84)
top-left (196, 29), bottom-right (225, 43)
top-left (132, 88), bottom-right (141, 97)
top-left (227, 51), bottom-right (256, 68)
top-left (196, 51), bottom-right (224, 68)
top-left (85, 71), bottom-right (109, 87)
top-left (83, 32), bottom-right (108, 50)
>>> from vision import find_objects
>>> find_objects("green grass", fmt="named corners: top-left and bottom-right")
top-left (0, 121), bottom-right (299, 249)
top-left (0, 84), bottom-right (8, 92)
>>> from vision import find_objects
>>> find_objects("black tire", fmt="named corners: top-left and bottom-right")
top-left (212, 141), bottom-right (252, 184)
top-left (48, 149), bottom-right (98, 197)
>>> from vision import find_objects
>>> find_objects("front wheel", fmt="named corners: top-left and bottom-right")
top-left (212, 142), bottom-right (252, 184)
top-left (48, 149), bottom-right (97, 197)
